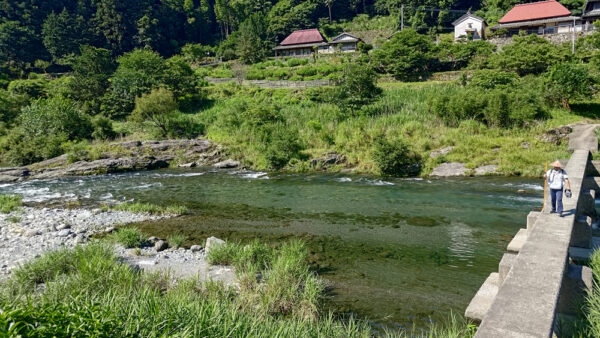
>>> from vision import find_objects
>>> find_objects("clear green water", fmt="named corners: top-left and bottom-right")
top-left (0, 169), bottom-right (544, 328)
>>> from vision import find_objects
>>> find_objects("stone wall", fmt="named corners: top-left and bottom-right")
top-left (488, 31), bottom-right (595, 50)
top-left (205, 77), bottom-right (331, 89)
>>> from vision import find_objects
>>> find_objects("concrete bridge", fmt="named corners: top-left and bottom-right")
top-left (466, 127), bottom-right (599, 337)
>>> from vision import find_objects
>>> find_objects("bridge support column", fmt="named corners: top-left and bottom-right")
top-left (557, 264), bottom-right (593, 315)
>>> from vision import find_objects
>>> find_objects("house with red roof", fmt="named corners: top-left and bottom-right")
top-left (273, 29), bottom-right (329, 57)
top-left (273, 29), bottom-right (362, 57)
top-left (491, 0), bottom-right (581, 35)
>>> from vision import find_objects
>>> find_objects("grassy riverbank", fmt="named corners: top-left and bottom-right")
top-left (0, 238), bottom-right (478, 337)
top-left (0, 242), bottom-right (368, 337)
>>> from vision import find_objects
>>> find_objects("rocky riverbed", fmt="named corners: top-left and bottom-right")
top-left (0, 206), bottom-right (235, 285)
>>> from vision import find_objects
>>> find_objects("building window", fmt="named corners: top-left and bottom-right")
top-left (468, 23), bottom-right (473, 29)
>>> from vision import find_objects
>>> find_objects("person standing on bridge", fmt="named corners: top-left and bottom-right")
top-left (544, 160), bottom-right (571, 217)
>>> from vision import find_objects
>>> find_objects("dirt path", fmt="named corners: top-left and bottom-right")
top-left (568, 123), bottom-right (600, 152)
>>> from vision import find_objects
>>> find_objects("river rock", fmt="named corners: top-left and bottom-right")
top-left (205, 236), bottom-right (225, 253)
top-left (154, 240), bottom-right (168, 252)
top-left (56, 224), bottom-right (71, 231)
top-left (429, 146), bottom-right (455, 159)
top-left (538, 126), bottom-right (573, 145)
top-left (24, 230), bottom-right (41, 237)
top-left (430, 162), bottom-right (468, 177)
top-left (475, 165), bottom-right (498, 176)
top-left (190, 245), bottom-right (203, 252)
top-left (178, 162), bottom-right (197, 168)
top-left (310, 152), bottom-right (346, 169)
top-left (214, 159), bottom-right (240, 169)
top-left (57, 229), bottom-right (72, 237)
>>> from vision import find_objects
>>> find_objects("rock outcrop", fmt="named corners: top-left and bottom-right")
top-left (0, 139), bottom-right (223, 183)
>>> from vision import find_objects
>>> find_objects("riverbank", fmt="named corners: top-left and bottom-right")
top-left (0, 121), bottom-right (589, 184)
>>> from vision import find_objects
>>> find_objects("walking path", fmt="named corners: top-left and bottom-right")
top-left (568, 123), bottom-right (600, 153)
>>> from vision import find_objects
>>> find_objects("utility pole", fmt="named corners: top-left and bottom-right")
top-left (401, 5), bottom-right (404, 30)
top-left (572, 18), bottom-right (576, 54)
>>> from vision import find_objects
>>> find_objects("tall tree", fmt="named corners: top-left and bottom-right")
top-left (42, 8), bottom-right (82, 61)
top-left (0, 21), bottom-right (43, 66)
top-left (69, 45), bottom-right (116, 114)
top-left (237, 13), bottom-right (268, 64)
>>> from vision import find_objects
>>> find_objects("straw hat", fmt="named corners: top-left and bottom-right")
top-left (550, 160), bottom-right (562, 168)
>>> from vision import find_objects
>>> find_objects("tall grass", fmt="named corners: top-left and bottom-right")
top-left (111, 227), bottom-right (146, 248)
top-left (207, 240), bottom-right (324, 320)
top-left (166, 233), bottom-right (186, 248)
top-left (194, 82), bottom-right (581, 176)
top-left (0, 243), bottom-right (370, 337)
top-left (0, 194), bottom-right (22, 213)
top-left (571, 250), bottom-right (600, 337)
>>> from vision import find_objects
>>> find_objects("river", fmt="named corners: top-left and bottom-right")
top-left (0, 168), bottom-right (544, 329)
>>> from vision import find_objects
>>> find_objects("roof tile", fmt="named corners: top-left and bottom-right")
top-left (499, 0), bottom-right (571, 23)
top-left (280, 29), bottom-right (326, 45)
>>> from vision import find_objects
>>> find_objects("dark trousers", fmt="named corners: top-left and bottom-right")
top-left (550, 188), bottom-right (563, 214)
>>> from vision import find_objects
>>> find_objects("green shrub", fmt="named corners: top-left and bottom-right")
top-left (0, 194), bottom-right (22, 213)
top-left (286, 58), bottom-right (308, 67)
top-left (20, 97), bottom-right (92, 140)
top-left (547, 63), bottom-right (594, 109)
top-left (167, 233), bottom-right (186, 248)
top-left (130, 88), bottom-right (178, 138)
top-left (264, 127), bottom-right (304, 170)
top-left (7, 78), bottom-right (47, 98)
top-left (372, 138), bottom-right (421, 176)
top-left (112, 227), bottom-right (146, 248)
top-left (92, 115), bottom-right (116, 140)
top-left (468, 69), bottom-right (519, 89)
top-left (372, 29), bottom-right (435, 81)
top-left (246, 69), bottom-right (265, 80)
top-left (163, 113), bottom-right (205, 139)
top-left (295, 66), bottom-right (318, 77)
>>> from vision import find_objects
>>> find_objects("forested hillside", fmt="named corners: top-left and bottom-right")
top-left (0, 0), bottom-right (587, 69)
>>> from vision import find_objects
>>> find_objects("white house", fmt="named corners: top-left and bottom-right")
top-left (452, 13), bottom-right (486, 40)
top-left (328, 33), bottom-right (362, 52)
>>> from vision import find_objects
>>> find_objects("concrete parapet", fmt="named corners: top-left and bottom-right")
top-left (557, 264), bottom-right (593, 315)
top-left (507, 228), bottom-right (527, 253)
top-left (465, 273), bottom-right (500, 323)
top-left (577, 189), bottom-right (596, 219)
top-left (527, 211), bottom-right (540, 234)
top-left (498, 252), bottom-right (517, 285)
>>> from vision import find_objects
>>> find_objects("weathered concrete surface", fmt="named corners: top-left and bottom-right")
top-left (498, 252), bottom-right (517, 285)
top-left (465, 273), bottom-right (500, 323)
top-left (506, 228), bottom-right (527, 253)
top-left (475, 150), bottom-right (589, 338)
top-left (527, 211), bottom-right (540, 234)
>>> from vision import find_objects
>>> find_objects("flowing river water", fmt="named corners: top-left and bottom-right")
top-left (0, 168), bottom-right (544, 329)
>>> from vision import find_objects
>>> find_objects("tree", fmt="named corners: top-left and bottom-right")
top-left (237, 13), bottom-right (268, 64)
top-left (547, 63), bottom-right (594, 109)
top-left (335, 63), bottom-right (382, 112)
top-left (42, 8), bottom-right (82, 61)
top-left (488, 34), bottom-right (569, 76)
top-left (69, 46), bottom-right (116, 114)
top-left (0, 21), bottom-right (43, 66)
top-left (103, 49), bottom-right (167, 117)
top-left (372, 29), bottom-right (435, 81)
top-left (323, 0), bottom-right (335, 22)
top-left (130, 88), bottom-right (178, 137)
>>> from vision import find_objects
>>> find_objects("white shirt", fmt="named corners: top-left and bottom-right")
top-left (546, 169), bottom-right (568, 190)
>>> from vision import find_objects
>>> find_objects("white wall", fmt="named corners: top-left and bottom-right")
top-left (454, 18), bottom-right (485, 40)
